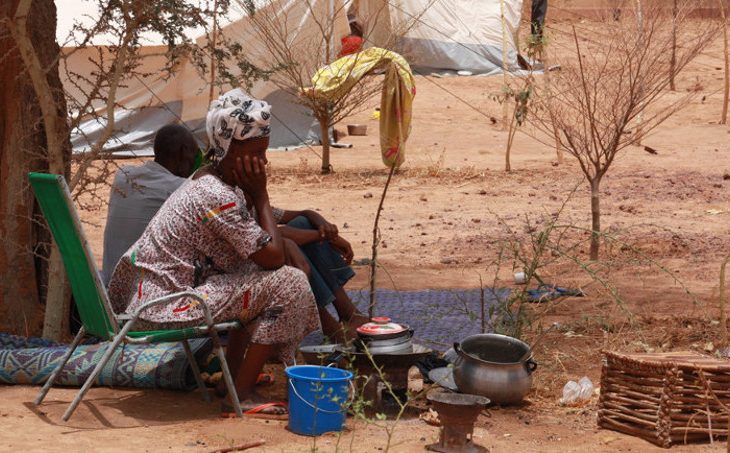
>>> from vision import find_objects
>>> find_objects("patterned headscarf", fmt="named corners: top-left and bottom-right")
top-left (205, 88), bottom-right (272, 164)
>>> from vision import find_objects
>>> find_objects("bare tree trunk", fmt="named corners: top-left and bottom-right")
top-left (207, 0), bottom-right (220, 109)
top-left (634, 0), bottom-right (645, 146)
top-left (720, 255), bottom-right (730, 347)
top-left (319, 117), bottom-right (332, 174)
top-left (8, 0), bottom-right (71, 341)
top-left (368, 161), bottom-right (398, 319)
top-left (670, 0), bottom-right (678, 91)
top-left (43, 248), bottom-right (70, 340)
top-left (0, 0), bottom-right (70, 337)
top-left (505, 112), bottom-right (517, 172)
top-left (719, 0), bottom-right (729, 125)
top-left (543, 49), bottom-right (564, 165)
top-left (500, 0), bottom-right (510, 130)
top-left (589, 177), bottom-right (602, 261)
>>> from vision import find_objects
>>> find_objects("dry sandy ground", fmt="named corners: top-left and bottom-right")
top-left (4, 15), bottom-right (730, 452)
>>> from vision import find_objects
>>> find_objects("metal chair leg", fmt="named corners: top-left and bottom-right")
top-left (183, 339), bottom-right (210, 403)
top-left (62, 322), bottom-right (133, 421)
top-left (216, 343), bottom-right (241, 417)
top-left (35, 326), bottom-right (86, 406)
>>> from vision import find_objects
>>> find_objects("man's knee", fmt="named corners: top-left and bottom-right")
top-left (299, 259), bottom-right (312, 278)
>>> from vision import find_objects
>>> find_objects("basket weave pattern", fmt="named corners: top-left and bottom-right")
top-left (598, 351), bottom-right (730, 448)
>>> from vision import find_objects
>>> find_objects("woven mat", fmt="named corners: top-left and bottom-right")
top-left (302, 288), bottom-right (512, 351)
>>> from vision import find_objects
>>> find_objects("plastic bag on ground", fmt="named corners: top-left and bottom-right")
top-left (578, 376), bottom-right (594, 399)
top-left (560, 376), bottom-right (594, 405)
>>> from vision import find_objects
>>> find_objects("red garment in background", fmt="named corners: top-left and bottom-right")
top-left (339, 35), bottom-right (364, 58)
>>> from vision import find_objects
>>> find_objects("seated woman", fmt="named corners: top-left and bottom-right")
top-left (108, 89), bottom-right (319, 417)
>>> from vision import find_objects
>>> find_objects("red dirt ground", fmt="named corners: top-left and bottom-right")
top-left (3, 9), bottom-right (730, 452)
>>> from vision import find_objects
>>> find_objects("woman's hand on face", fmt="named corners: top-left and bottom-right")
top-left (330, 236), bottom-right (354, 265)
top-left (232, 155), bottom-right (268, 200)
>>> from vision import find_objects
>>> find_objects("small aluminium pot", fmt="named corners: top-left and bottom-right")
top-left (452, 334), bottom-right (537, 405)
top-left (356, 317), bottom-right (414, 354)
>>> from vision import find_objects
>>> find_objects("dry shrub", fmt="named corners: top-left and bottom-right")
top-left (530, 1), bottom-right (720, 260)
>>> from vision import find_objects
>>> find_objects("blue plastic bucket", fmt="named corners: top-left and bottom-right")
top-left (285, 365), bottom-right (353, 436)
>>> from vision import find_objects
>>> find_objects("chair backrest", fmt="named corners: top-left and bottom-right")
top-left (29, 173), bottom-right (118, 339)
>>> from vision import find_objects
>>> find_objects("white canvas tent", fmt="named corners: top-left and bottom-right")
top-left (59, 0), bottom-right (524, 157)
top-left (351, 0), bottom-right (524, 74)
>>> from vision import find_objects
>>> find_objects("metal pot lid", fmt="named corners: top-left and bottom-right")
top-left (356, 317), bottom-right (409, 336)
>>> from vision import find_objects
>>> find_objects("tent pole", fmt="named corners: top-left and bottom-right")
top-left (718, 0), bottom-right (729, 125)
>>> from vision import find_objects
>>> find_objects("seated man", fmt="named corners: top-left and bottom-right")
top-left (101, 124), bottom-right (198, 284)
top-left (278, 214), bottom-right (367, 342)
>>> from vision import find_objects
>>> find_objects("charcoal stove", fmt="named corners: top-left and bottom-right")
top-left (344, 343), bottom-right (432, 415)
top-left (298, 318), bottom-right (433, 415)
top-left (426, 389), bottom-right (489, 453)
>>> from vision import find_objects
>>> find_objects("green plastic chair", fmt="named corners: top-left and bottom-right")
top-left (29, 172), bottom-right (243, 421)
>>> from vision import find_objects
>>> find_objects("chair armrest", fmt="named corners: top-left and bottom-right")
top-left (123, 291), bottom-right (226, 345)
top-left (115, 293), bottom-right (206, 325)
top-left (131, 291), bottom-right (210, 318)
top-left (116, 313), bottom-right (134, 322)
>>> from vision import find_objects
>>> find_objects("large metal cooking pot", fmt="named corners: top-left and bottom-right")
top-left (452, 334), bottom-right (537, 405)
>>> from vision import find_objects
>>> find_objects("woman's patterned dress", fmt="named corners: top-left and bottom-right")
top-left (108, 173), bottom-right (319, 363)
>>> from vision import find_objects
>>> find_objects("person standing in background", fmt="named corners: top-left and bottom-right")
top-left (531, 0), bottom-right (548, 40)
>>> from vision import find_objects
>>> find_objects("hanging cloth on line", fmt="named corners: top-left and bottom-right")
top-left (311, 47), bottom-right (416, 168)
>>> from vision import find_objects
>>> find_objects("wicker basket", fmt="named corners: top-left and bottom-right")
top-left (598, 351), bottom-right (730, 448)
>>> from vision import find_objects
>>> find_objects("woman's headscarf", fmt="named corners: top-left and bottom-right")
top-left (205, 88), bottom-right (272, 164)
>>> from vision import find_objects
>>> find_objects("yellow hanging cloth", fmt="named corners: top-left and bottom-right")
top-left (311, 47), bottom-right (415, 168)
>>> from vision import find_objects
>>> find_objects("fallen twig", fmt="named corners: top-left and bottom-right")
top-left (206, 440), bottom-right (265, 453)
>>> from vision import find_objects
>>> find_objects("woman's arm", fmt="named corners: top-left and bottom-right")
top-left (234, 155), bottom-right (285, 269)
top-left (249, 195), bottom-right (285, 269)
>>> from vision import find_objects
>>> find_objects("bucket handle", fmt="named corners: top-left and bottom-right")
top-left (288, 378), bottom-right (356, 414)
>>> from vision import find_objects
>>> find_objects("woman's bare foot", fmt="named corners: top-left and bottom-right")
top-left (323, 321), bottom-right (357, 344)
top-left (320, 307), bottom-right (359, 344)
top-left (344, 312), bottom-right (370, 330)
top-left (215, 372), bottom-right (274, 398)
top-left (221, 391), bottom-right (288, 417)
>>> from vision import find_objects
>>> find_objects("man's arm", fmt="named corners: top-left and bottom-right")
top-left (278, 225), bottom-right (321, 246)
top-left (277, 209), bottom-right (307, 224)
top-left (277, 209), bottom-right (339, 241)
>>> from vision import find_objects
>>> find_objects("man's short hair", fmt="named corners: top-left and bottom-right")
top-left (153, 124), bottom-right (195, 161)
